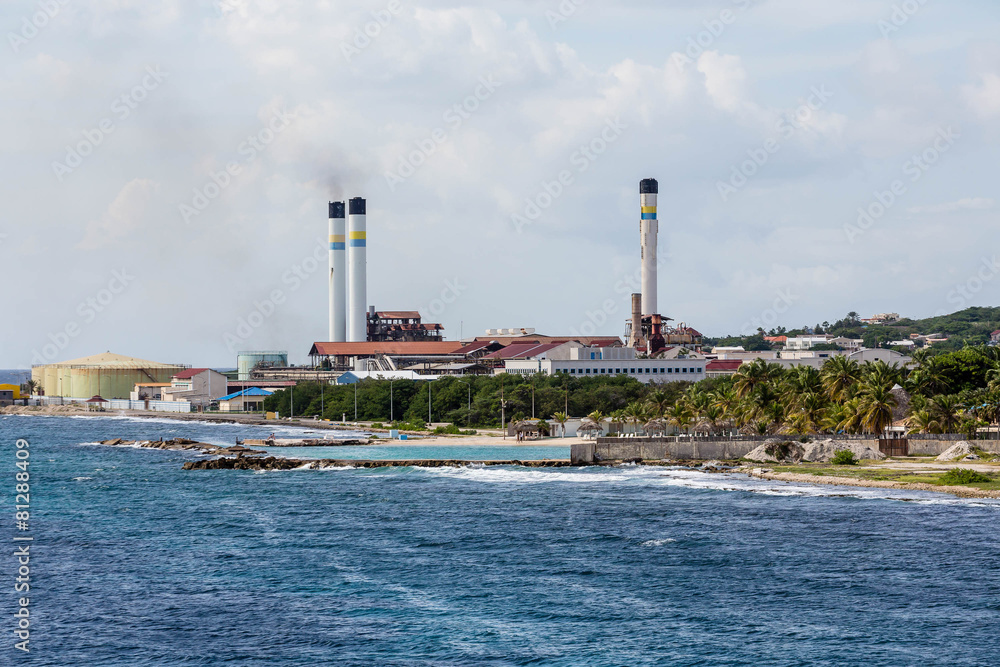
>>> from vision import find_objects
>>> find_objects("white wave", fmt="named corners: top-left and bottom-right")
top-left (404, 466), bottom-right (1000, 508)
top-left (73, 477), bottom-right (93, 481)
top-left (642, 539), bottom-right (676, 547)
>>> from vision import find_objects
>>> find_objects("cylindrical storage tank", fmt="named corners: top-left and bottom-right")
top-left (639, 179), bottom-right (658, 317)
top-left (41, 366), bottom-right (57, 396)
top-left (347, 197), bottom-right (367, 342)
top-left (329, 202), bottom-right (347, 343)
top-left (237, 351), bottom-right (289, 381)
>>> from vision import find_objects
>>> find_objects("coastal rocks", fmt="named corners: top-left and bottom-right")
top-left (182, 457), bottom-right (576, 471)
top-left (183, 456), bottom-right (303, 471)
top-left (744, 439), bottom-right (885, 464)
top-left (744, 440), bottom-right (805, 463)
top-left (100, 438), bottom-right (220, 454)
top-left (936, 442), bottom-right (976, 462)
top-left (800, 440), bottom-right (885, 463)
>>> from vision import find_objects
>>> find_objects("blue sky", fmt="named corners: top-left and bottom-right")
top-left (2, 0), bottom-right (999, 367)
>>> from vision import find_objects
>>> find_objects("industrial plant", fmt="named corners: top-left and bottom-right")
top-left (23, 177), bottom-right (914, 412)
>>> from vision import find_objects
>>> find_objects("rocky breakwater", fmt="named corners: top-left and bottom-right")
top-left (183, 457), bottom-right (574, 471)
top-left (100, 438), bottom-right (266, 456)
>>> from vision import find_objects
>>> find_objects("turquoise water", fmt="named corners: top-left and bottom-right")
top-left (3, 415), bottom-right (1000, 666)
top-left (261, 443), bottom-right (569, 461)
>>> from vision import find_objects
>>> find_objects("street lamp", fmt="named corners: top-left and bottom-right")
top-left (390, 380), bottom-right (395, 423)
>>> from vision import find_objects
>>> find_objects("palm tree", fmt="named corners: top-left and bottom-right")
top-left (551, 411), bottom-right (569, 438)
top-left (622, 402), bottom-right (645, 435)
top-left (910, 356), bottom-right (949, 396)
top-left (786, 366), bottom-right (823, 396)
top-left (906, 409), bottom-right (939, 434)
top-left (858, 384), bottom-right (898, 434)
top-left (839, 397), bottom-right (866, 434)
top-left (929, 395), bottom-right (962, 433)
top-left (733, 359), bottom-right (773, 398)
top-left (645, 389), bottom-right (672, 420)
top-left (864, 360), bottom-right (903, 391)
top-left (821, 356), bottom-right (862, 402)
top-left (23, 379), bottom-right (41, 397)
top-left (986, 362), bottom-right (1000, 393)
top-left (712, 387), bottom-right (739, 419)
top-left (666, 403), bottom-right (693, 434)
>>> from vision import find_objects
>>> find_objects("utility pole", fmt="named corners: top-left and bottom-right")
top-left (354, 382), bottom-right (358, 421)
top-left (428, 381), bottom-right (432, 425)
top-left (501, 376), bottom-right (506, 440)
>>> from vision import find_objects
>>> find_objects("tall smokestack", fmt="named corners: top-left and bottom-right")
top-left (347, 197), bottom-right (367, 342)
top-left (639, 178), bottom-right (658, 317)
top-left (329, 202), bottom-right (347, 343)
top-left (631, 293), bottom-right (643, 348)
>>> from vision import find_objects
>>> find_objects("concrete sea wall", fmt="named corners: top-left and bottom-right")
top-left (571, 437), bottom-right (1000, 464)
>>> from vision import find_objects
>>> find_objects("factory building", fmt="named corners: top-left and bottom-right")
top-left (308, 341), bottom-right (468, 372)
top-left (501, 346), bottom-right (706, 384)
top-left (159, 368), bottom-right (229, 407)
top-left (367, 310), bottom-right (444, 343)
top-left (32, 352), bottom-right (187, 399)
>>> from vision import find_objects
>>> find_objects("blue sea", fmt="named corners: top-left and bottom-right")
top-left (2, 415), bottom-right (1000, 666)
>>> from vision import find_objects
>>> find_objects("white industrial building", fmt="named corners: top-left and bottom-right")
top-left (502, 347), bottom-right (706, 383)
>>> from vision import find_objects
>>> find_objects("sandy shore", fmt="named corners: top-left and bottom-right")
top-left (747, 468), bottom-right (1000, 499)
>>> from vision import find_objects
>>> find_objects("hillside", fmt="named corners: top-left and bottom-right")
top-left (708, 307), bottom-right (1000, 352)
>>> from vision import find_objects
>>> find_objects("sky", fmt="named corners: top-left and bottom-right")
top-left (1, 0), bottom-right (999, 368)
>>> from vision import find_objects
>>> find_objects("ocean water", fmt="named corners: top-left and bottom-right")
top-left (2, 415), bottom-right (1000, 666)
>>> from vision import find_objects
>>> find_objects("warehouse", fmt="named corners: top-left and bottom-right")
top-left (31, 352), bottom-right (187, 399)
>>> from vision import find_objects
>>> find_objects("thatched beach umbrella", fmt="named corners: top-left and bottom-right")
top-left (644, 419), bottom-right (669, 437)
top-left (578, 422), bottom-right (603, 439)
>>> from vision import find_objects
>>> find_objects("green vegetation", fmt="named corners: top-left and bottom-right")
top-left (433, 424), bottom-right (478, 436)
top-left (262, 374), bottom-right (658, 429)
top-left (939, 469), bottom-right (994, 485)
top-left (772, 464), bottom-right (1000, 490)
top-left (831, 450), bottom-right (859, 466)
top-left (261, 308), bottom-right (1000, 436)
top-left (706, 307), bottom-right (1000, 352)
